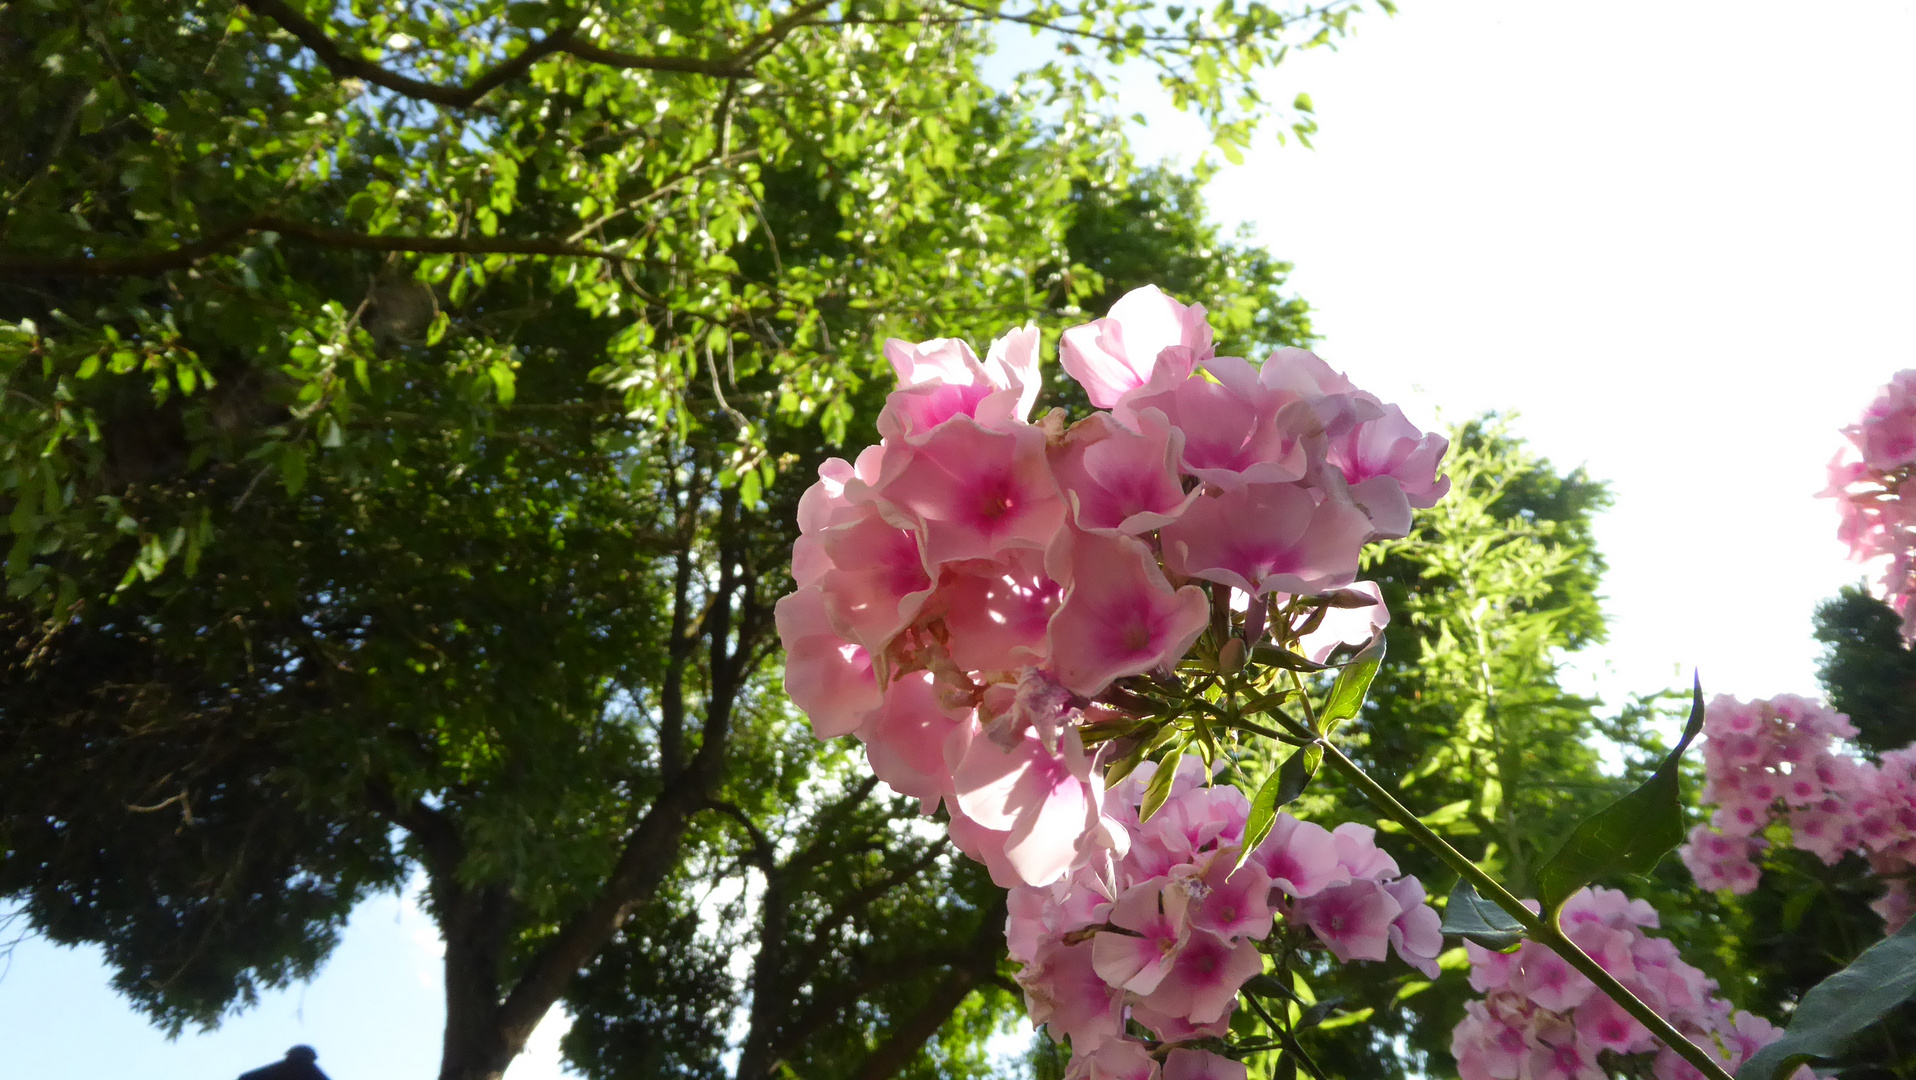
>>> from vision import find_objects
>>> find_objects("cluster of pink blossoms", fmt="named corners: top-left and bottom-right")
top-left (774, 285), bottom-right (1451, 1067)
top-left (1680, 693), bottom-right (1916, 931)
top-left (1452, 887), bottom-right (1802, 1080)
top-left (1007, 757), bottom-right (1443, 1080)
top-left (1825, 370), bottom-right (1916, 638)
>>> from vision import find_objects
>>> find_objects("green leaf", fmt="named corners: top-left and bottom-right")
top-left (1294, 92), bottom-right (1315, 113)
top-left (1238, 742), bottom-right (1320, 867)
top-left (1317, 636), bottom-right (1384, 734)
top-left (1250, 643), bottom-right (1327, 672)
top-left (1139, 742), bottom-right (1184, 823)
top-left (1533, 676), bottom-right (1707, 915)
top-left (1439, 879), bottom-right (1526, 951)
top-left (1737, 917), bottom-right (1916, 1080)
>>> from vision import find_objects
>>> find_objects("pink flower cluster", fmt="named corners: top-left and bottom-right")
top-left (1452, 887), bottom-right (1802, 1080)
top-left (1825, 370), bottom-right (1916, 638)
top-left (1680, 693), bottom-right (1916, 931)
top-left (774, 285), bottom-right (1448, 890)
top-left (1009, 757), bottom-right (1442, 1079)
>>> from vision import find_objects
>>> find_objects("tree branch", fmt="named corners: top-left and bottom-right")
top-left (849, 893), bottom-right (1008, 1080)
top-left (0, 215), bottom-right (633, 277)
top-left (238, 0), bottom-right (839, 107)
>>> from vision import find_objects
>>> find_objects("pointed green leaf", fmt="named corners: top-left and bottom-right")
top-left (1439, 879), bottom-right (1526, 951)
top-left (1737, 917), bottom-right (1916, 1080)
top-left (1252, 644), bottom-right (1328, 672)
top-left (1534, 677), bottom-right (1707, 915)
top-left (1238, 742), bottom-right (1321, 868)
top-left (1318, 637), bottom-right (1385, 734)
top-left (1139, 742), bottom-right (1183, 823)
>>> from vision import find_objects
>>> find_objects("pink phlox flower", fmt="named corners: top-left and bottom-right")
top-left (951, 722), bottom-right (1102, 886)
top-left (1006, 885), bottom-right (1056, 966)
top-left (1092, 877), bottom-right (1192, 994)
top-left (774, 587), bottom-right (882, 739)
top-left (1290, 879), bottom-right (1402, 963)
top-left (1160, 481), bottom-right (1370, 598)
top-left (1560, 885), bottom-right (1658, 930)
top-left (1137, 926), bottom-right (1265, 1024)
top-left (1856, 369), bottom-right (1916, 471)
top-left (793, 454), bottom-right (876, 586)
top-left (1190, 853), bottom-right (1276, 941)
top-left (877, 328), bottom-right (1039, 442)
top-left (944, 801), bottom-right (1024, 889)
top-left (1292, 581), bottom-right (1390, 663)
top-left (1050, 409), bottom-right (1201, 535)
top-left (1251, 813), bottom-right (1348, 899)
top-left (1873, 876), bottom-right (1916, 932)
top-left (1511, 942), bottom-right (1594, 1012)
top-left (1330, 822), bottom-right (1401, 881)
top-left (1140, 782), bottom-right (1249, 862)
top-left (1574, 991), bottom-right (1654, 1054)
top-left (1067, 1038), bottom-right (1161, 1080)
top-left (1129, 999), bottom-right (1233, 1043)
top-left (1125, 356), bottom-right (1309, 489)
top-left (1060, 285), bottom-right (1214, 411)
top-left (876, 416), bottom-right (1064, 567)
top-left (1043, 529), bottom-right (1210, 697)
top-left (810, 505), bottom-right (936, 654)
top-left (935, 551), bottom-right (1062, 675)
top-left (1465, 941), bottom-right (1518, 994)
top-left (1384, 875), bottom-right (1444, 977)
top-left (863, 671), bottom-right (967, 810)
top-left (1161, 1049), bottom-right (1247, 1080)
top-left (1451, 999), bottom-right (1528, 1080)
top-left (1324, 401), bottom-right (1451, 534)
top-left (1521, 1016), bottom-right (1606, 1080)
top-left (1019, 938), bottom-right (1125, 1049)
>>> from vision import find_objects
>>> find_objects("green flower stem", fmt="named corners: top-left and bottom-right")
top-left (1314, 740), bottom-right (1734, 1080)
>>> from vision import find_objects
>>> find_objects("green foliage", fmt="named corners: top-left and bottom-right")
top-left (1816, 585), bottom-right (1916, 755)
top-left (0, 3), bottom-right (1354, 1075)
top-left (1739, 919), bottom-right (1916, 1080)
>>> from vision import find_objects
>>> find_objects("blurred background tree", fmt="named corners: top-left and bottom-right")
top-left (0, 2), bottom-right (1369, 1077)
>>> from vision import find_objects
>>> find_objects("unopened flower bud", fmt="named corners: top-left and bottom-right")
top-left (1216, 637), bottom-right (1247, 674)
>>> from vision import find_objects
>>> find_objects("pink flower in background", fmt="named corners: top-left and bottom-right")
top-left (1455, 887), bottom-right (1797, 1080)
top-left (1060, 285), bottom-right (1213, 410)
top-left (1826, 370), bottom-right (1916, 638)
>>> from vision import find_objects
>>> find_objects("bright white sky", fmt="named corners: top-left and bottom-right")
top-left (7, 1), bottom-right (1916, 1075)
